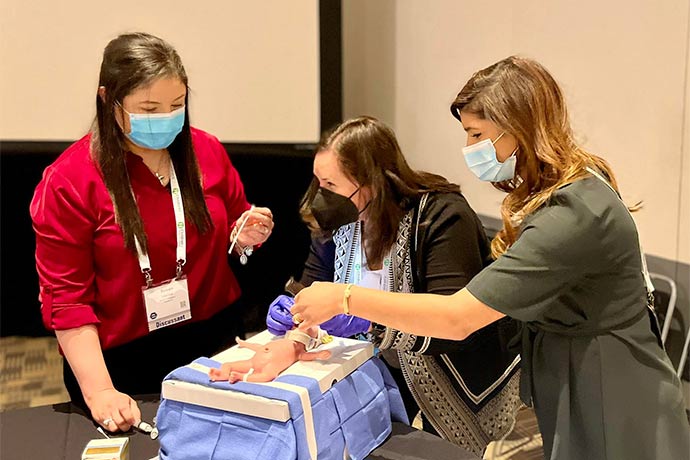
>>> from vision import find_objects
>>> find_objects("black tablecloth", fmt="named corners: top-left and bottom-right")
top-left (0, 396), bottom-right (480, 459)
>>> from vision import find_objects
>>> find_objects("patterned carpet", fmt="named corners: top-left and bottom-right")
top-left (0, 336), bottom-right (69, 411)
top-left (484, 409), bottom-right (544, 460)
top-left (0, 336), bottom-right (544, 459)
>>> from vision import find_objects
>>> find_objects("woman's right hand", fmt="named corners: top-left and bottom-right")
top-left (292, 282), bottom-right (347, 330)
top-left (86, 388), bottom-right (141, 433)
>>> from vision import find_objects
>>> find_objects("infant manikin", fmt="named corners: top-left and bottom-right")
top-left (209, 327), bottom-right (332, 383)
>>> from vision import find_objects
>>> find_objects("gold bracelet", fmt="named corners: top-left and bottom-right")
top-left (342, 284), bottom-right (354, 315)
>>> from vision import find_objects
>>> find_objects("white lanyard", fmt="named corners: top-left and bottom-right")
top-left (134, 162), bottom-right (186, 287)
top-left (585, 167), bottom-right (654, 294)
top-left (350, 224), bottom-right (391, 291)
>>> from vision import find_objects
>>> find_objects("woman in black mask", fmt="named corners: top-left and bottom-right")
top-left (267, 116), bottom-right (522, 456)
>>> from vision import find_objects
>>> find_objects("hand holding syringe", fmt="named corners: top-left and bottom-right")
top-left (228, 205), bottom-right (274, 262)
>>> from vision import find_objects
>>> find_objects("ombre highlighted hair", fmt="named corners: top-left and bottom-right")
top-left (450, 56), bottom-right (628, 258)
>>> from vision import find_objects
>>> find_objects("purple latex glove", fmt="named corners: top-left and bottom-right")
top-left (266, 295), bottom-right (295, 336)
top-left (267, 294), bottom-right (370, 337)
top-left (320, 314), bottom-right (371, 338)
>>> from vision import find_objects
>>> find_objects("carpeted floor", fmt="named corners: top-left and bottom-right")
top-left (0, 336), bottom-right (545, 459)
top-left (0, 336), bottom-right (69, 411)
top-left (484, 409), bottom-right (543, 460)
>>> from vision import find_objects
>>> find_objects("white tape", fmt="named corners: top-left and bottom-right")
top-left (263, 381), bottom-right (318, 460)
top-left (187, 362), bottom-right (212, 374)
top-left (185, 362), bottom-right (317, 459)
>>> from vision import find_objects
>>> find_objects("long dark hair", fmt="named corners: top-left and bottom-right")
top-left (92, 32), bottom-right (211, 255)
top-left (300, 116), bottom-right (459, 267)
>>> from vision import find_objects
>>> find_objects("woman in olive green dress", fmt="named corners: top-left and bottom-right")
top-left (291, 56), bottom-right (690, 460)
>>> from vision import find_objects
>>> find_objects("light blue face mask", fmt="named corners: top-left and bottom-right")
top-left (462, 132), bottom-right (518, 182)
top-left (121, 105), bottom-right (186, 150)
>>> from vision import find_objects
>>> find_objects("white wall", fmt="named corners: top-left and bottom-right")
top-left (344, 0), bottom-right (690, 264)
top-left (0, 0), bottom-right (320, 143)
top-left (680, 21), bottom-right (690, 266)
top-left (342, 0), bottom-right (397, 127)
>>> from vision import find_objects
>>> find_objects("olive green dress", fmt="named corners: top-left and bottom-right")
top-left (466, 175), bottom-right (690, 460)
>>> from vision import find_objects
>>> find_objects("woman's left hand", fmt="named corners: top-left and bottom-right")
top-left (232, 206), bottom-right (274, 249)
top-left (291, 281), bottom-right (345, 330)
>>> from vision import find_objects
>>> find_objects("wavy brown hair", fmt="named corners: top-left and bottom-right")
top-left (451, 56), bottom-right (626, 258)
top-left (300, 116), bottom-right (460, 267)
top-left (92, 32), bottom-right (211, 255)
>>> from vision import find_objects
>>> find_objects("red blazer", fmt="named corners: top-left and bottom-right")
top-left (31, 128), bottom-right (249, 350)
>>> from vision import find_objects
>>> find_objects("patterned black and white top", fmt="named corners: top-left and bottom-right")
top-left (300, 192), bottom-right (522, 456)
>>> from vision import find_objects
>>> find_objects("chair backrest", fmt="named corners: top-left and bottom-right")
top-left (677, 328), bottom-right (690, 378)
top-left (649, 273), bottom-right (678, 344)
top-left (649, 273), bottom-right (689, 379)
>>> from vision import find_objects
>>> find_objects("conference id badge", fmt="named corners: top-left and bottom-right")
top-left (143, 276), bottom-right (192, 332)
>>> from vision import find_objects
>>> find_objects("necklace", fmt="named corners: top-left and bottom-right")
top-left (152, 153), bottom-right (169, 185)
top-left (154, 169), bottom-right (166, 184)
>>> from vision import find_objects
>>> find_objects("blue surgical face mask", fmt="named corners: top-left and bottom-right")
top-left (121, 105), bottom-right (186, 150)
top-left (462, 131), bottom-right (518, 182)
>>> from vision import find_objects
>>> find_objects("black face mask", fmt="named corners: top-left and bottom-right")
top-left (310, 187), bottom-right (360, 231)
